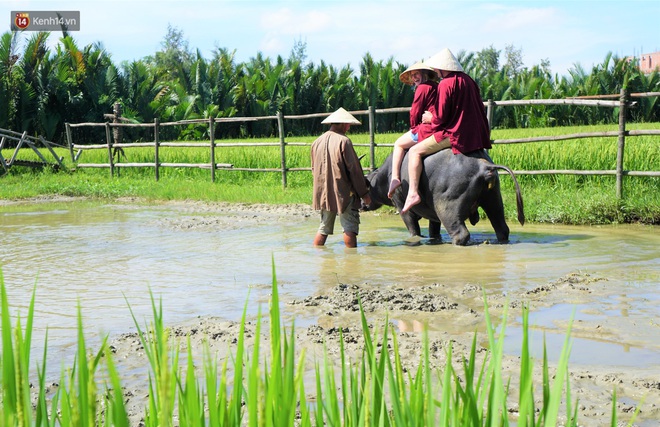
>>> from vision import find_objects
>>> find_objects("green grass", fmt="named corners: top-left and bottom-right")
top-left (0, 264), bottom-right (642, 426)
top-left (488, 124), bottom-right (659, 179)
top-left (2, 123), bottom-right (659, 224)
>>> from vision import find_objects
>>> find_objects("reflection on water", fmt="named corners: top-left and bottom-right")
top-left (505, 326), bottom-right (660, 368)
top-left (506, 303), bottom-right (660, 367)
top-left (1, 200), bottom-right (659, 371)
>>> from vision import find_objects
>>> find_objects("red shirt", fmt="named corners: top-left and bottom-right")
top-left (409, 81), bottom-right (438, 141)
top-left (431, 72), bottom-right (491, 154)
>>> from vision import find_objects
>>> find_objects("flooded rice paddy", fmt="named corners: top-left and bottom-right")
top-left (0, 199), bottom-right (658, 372)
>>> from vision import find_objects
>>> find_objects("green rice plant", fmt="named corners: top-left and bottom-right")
top-left (35, 331), bottom-right (57, 427)
top-left (315, 308), bottom-right (382, 426)
top-left (0, 265), bottom-right (645, 426)
top-left (126, 293), bottom-right (179, 427)
top-left (312, 295), bottom-right (569, 427)
top-left (517, 304), bottom-right (535, 425)
top-left (57, 306), bottom-right (108, 427)
top-left (385, 328), bottom-right (429, 426)
top-left (177, 336), bottom-right (205, 427)
top-left (255, 258), bottom-right (309, 426)
top-left (482, 294), bottom-right (508, 426)
top-left (202, 338), bottom-right (233, 426)
top-left (490, 123), bottom-right (660, 174)
top-left (541, 315), bottom-right (574, 426)
top-left (0, 272), bottom-right (37, 426)
top-left (246, 304), bottom-right (262, 427)
top-left (219, 297), bottom-right (249, 427)
top-left (513, 303), bottom-right (576, 427)
top-left (455, 334), bottom-right (490, 424)
top-left (102, 341), bottom-right (130, 427)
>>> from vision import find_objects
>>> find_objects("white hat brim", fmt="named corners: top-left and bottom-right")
top-left (322, 107), bottom-right (362, 125)
top-left (399, 61), bottom-right (436, 85)
top-left (424, 48), bottom-right (464, 73)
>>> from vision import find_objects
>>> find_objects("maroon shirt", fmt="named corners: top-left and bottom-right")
top-left (431, 72), bottom-right (491, 154)
top-left (409, 81), bottom-right (438, 141)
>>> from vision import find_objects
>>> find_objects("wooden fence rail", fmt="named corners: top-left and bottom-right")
top-left (65, 89), bottom-right (659, 199)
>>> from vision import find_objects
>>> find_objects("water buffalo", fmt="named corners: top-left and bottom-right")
top-left (363, 149), bottom-right (524, 245)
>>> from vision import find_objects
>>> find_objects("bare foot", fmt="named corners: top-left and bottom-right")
top-left (401, 193), bottom-right (421, 213)
top-left (387, 178), bottom-right (401, 198)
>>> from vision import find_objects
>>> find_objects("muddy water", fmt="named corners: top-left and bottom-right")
top-left (1, 200), bottom-right (658, 372)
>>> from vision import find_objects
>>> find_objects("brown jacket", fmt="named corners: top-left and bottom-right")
top-left (311, 130), bottom-right (369, 213)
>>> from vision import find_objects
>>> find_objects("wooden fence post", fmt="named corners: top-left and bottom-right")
top-left (368, 105), bottom-right (376, 171)
top-left (65, 123), bottom-right (74, 162)
top-left (278, 111), bottom-right (287, 188)
top-left (104, 123), bottom-right (114, 177)
top-left (487, 99), bottom-right (494, 128)
top-left (0, 136), bottom-right (7, 173)
top-left (112, 103), bottom-right (123, 145)
top-left (210, 117), bottom-right (216, 182)
top-left (154, 118), bottom-right (160, 181)
top-left (616, 88), bottom-right (628, 199)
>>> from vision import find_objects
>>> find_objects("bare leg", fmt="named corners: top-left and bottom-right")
top-left (387, 149), bottom-right (403, 198)
top-left (401, 147), bottom-right (424, 213)
top-left (343, 232), bottom-right (357, 248)
top-left (313, 233), bottom-right (328, 246)
top-left (388, 132), bottom-right (417, 198)
top-left (402, 135), bottom-right (448, 213)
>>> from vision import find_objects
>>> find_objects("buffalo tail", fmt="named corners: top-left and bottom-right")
top-left (492, 165), bottom-right (525, 226)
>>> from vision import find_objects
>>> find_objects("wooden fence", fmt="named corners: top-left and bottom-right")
top-left (65, 89), bottom-right (660, 198)
top-left (0, 128), bottom-right (65, 173)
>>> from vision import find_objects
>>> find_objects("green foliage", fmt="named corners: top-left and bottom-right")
top-left (2, 29), bottom-right (659, 145)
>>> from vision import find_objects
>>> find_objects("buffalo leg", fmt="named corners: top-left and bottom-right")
top-left (434, 193), bottom-right (474, 245)
top-left (480, 186), bottom-right (510, 243)
top-left (436, 202), bottom-right (470, 245)
top-left (400, 211), bottom-right (423, 237)
top-left (428, 220), bottom-right (441, 242)
top-left (442, 219), bottom-right (470, 246)
top-left (391, 193), bottom-right (424, 238)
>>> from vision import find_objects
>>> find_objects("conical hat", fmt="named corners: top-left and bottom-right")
top-left (321, 107), bottom-right (361, 125)
top-left (399, 61), bottom-right (436, 85)
top-left (424, 48), bottom-right (464, 72)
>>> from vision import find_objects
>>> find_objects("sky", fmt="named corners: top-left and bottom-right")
top-left (3, 0), bottom-right (660, 78)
